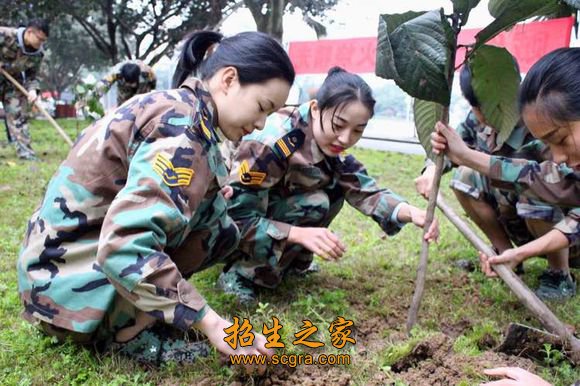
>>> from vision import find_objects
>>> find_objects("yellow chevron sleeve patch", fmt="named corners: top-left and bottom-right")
top-left (152, 153), bottom-right (194, 187)
top-left (238, 160), bottom-right (266, 186)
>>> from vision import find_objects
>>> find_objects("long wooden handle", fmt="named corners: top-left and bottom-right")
top-left (0, 67), bottom-right (74, 147)
top-left (437, 195), bottom-right (580, 361)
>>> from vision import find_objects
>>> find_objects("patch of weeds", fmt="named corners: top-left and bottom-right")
top-left (380, 328), bottom-right (433, 367)
top-left (540, 343), bottom-right (566, 367)
top-left (539, 360), bottom-right (580, 386)
top-left (453, 321), bottom-right (499, 356)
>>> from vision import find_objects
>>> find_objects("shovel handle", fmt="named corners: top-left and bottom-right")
top-left (437, 195), bottom-right (580, 360)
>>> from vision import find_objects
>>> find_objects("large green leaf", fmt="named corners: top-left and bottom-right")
top-left (476, 0), bottom-right (561, 47)
top-left (376, 9), bottom-right (456, 106)
top-left (452, 0), bottom-right (481, 25)
top-left (414, 98), bottom-right (444, 161)
top-left (469, 45), bottom-right (521, 146)
top-left (376, 11), bottom-right (424, 84)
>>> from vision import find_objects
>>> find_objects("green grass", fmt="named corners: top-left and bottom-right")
top-left (0, 119), bottom-right (578, 385)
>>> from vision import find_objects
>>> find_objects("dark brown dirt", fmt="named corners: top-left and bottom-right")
top-left (194, 270), bottom-right (542, 385)
top-left (391, 333), bottom-right (536, 386)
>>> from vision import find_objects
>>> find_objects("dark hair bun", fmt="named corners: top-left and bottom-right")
top-left (328, 66), bottom-right (346, 76)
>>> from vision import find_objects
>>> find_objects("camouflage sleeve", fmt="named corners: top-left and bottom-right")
top-left (96, 120), bottom-right (211, 331)
top-left (23, 62), bottom-right (41, 92)
top-left (336, 154), bottom-right (407, 235)
top-left (455, 113), bottom-right (479, 149)
top-left (0, 29), bottom-right (9, 68)
top-left (488, 155), bottom-right (580, 207)
top-left (227, 140), bottom-right (290, 259)
top-left (95, 73), bottom-right (117, 98)
top-left (554, 208), bottom-right (580, 247)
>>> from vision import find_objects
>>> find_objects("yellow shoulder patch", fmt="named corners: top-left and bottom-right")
top-left (239, 160), bottom-right (266, 186)
top-left (152, 153), bottom-right (194, 187)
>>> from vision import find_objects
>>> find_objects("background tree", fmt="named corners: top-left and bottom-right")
top-left (58, 0), bottom-right (239, 66)
top-left (40, 17), bottom-right (108, 98)
top-left (243, 0), bottom-right (338, 41)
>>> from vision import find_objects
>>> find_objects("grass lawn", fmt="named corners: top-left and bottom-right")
top-left (0, 119), bottom-right (578, 385)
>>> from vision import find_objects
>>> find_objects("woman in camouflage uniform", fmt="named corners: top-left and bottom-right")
top-left (17, 30), bottom-right (294, 372)
top-left (415, 63), bottom-right (578, 301)
top-left (432, 48), bottom-right (580, 301)
top-left (95, 60), bottom-right (157, 107)
top-left (220, 67), bottom-right (439, 303)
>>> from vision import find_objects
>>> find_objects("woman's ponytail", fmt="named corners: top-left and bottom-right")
top-left (172, 31), bottom-right (223, 88)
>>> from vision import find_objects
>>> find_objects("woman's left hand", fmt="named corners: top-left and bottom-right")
top-left (481, 367), bottom-right (552, 386)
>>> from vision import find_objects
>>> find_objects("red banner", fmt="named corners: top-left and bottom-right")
top-left (288, 17), bottom-right (574, 75)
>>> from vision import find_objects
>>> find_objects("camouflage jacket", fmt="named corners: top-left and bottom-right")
top-left (18, 78), bottom-right (235, 334)
top-left (226, 102), bottom-right (407, 261)
top-left (95, 60), bottom-right (157, 105)
top-left (489, 156), bottom-right (580, 246)
top-left (425, 111), bottom-right (541, 172)
top-left (0, 26), bottom-right (43, 92)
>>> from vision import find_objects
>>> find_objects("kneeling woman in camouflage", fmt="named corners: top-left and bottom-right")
top-left (220, 67), bottom-right (439, 303)
top-left (17, 30), bottom-right (294, 371)
top-left (432, 48), bottom-right (580, 301)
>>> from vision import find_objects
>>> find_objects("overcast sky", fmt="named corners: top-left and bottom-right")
top-left (222, 0), bottom-right (494, 41)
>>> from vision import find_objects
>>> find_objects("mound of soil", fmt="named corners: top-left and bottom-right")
top-left (389, 333), bottom-right (536, 386)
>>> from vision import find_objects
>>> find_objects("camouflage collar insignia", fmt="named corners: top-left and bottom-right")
top-left (198, 100), bottom-right (219, 143)
top-left (239, 160), bottom-right (266, 186)
top-left (153, 153), bottom-right (195, 187)
top-left (274, 129), bottom-right (305, 160)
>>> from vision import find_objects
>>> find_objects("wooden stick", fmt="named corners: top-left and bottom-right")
top-left (406, 152), bottom-right (445, 334)
top-left (406, 13), bottom-right (463, 335)
top-left (437, 195), bottom-right (580, 361)
top-left (0, 67), bottom-right (74, 147)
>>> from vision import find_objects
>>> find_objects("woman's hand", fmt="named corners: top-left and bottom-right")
top-left (431, 121), bottom-right (471, 165)
top-left (397, 204), bottom-right (439, 243)
top-left (287, 226), bottom-right (346, 261)
top-left (481, 367), bottom-right (552, 386)
top-left (220, 185), bottom-right (234, 200)
top-left (28, 89), bottom-right (39, 104)
top-left (478, 248), bottom-right (525, 277)
top-left (414, 165), bottom-right (436, 199)
top-left (195, 308), bottom-right (273, 375)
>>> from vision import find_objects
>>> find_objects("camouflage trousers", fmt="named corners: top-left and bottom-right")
top-left (1, 82), bottom-right (35, 159)
top-left (228, 186), bottom-right (345, 288)
top-left (451, 166), bottom-right (579, 260)
top-left (29, 214), bottom-right (239, 365)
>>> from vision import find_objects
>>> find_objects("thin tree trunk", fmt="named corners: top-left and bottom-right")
top-left (406, 13), bottom-right (461, 335)
top-left (406, 150), bottom-right (446, 334)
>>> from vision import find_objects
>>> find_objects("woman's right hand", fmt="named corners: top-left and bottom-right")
top-left (431, 121), bottom-right (471, 165)
top-left (195, 308), bottom-right (273, 375)
top-left (478, 249), bottom-right (525, 277)
top-left (287, 226), bottom-right (346, 261)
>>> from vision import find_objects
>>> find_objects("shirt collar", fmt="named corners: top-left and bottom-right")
top-left (181, 77), bottom-right (221, 143)
top-left (16, 27), bottom-right (44, 56)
